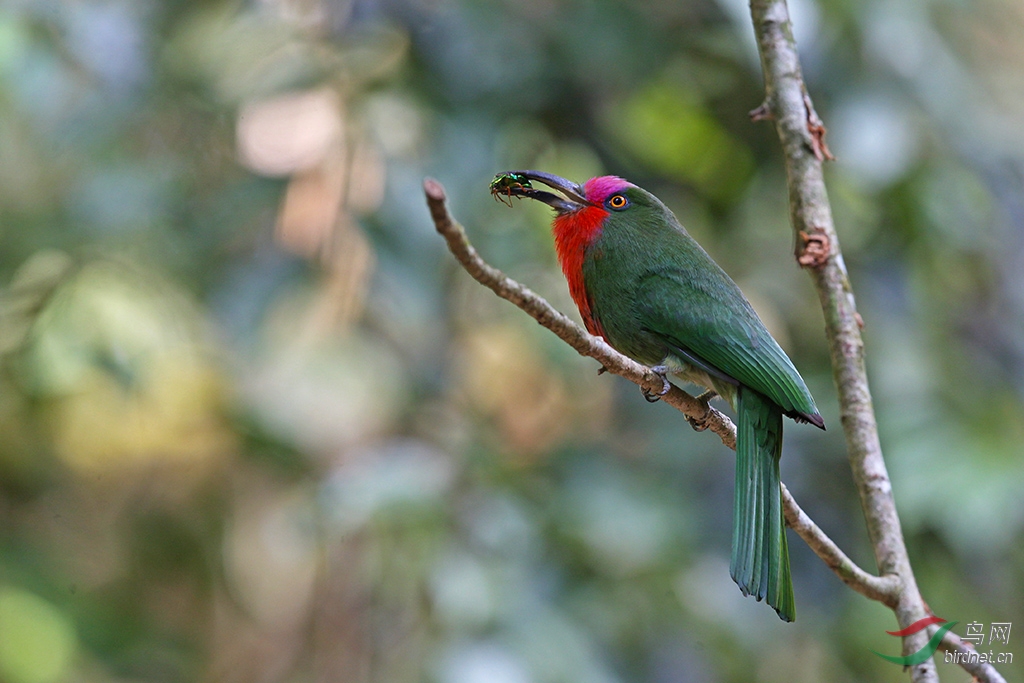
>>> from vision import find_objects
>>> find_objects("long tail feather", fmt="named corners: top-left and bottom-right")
top-left (729, 386), bottom-right (795, 621)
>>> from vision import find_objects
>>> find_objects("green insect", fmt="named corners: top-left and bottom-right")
top-left (489, 172), bottom-right (533, 207)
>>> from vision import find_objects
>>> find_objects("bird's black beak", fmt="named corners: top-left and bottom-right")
top-left (491, 170), bottom-right (590, 214)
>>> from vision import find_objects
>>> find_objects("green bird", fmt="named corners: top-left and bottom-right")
top-left (493, 170), bottom-right (825, 621)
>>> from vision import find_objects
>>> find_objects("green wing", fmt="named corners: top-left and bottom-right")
top-left (635, 269), bottom-right (820, 420)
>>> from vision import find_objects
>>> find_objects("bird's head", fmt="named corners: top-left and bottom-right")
top-left (489, 171), bottom-right (671, 338)
top-left (491, 169), bottom-right (672, 255)
top-left (490, 170), bottom-right (639, 217)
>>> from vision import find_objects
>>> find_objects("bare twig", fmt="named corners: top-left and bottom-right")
top-left (424, 177), bottom-right (895, 607)
top-left (747, 1), bottom-right (1003, 681)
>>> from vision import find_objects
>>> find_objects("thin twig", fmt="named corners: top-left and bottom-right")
top-left (747, 1), bottom-right (1004, 681)
top-left (424, 177), bottom-right (895, 606)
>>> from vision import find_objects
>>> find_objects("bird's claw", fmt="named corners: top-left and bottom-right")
top-left (641, 365), bottom-right (671, 403)
top-left (685, 390), bottom-right (717, 431)
top-left (685, 413), bottom-right (711, 431)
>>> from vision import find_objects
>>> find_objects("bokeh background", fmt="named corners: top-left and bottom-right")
top-left (1, 0), bottom-right (1023, 681)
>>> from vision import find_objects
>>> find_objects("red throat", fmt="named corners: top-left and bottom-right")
top-left (552, 205), bottom-right (608, 338)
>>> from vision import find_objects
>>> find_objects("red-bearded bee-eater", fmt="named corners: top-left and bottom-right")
top-left (492, 171), bottom-right (825, 622)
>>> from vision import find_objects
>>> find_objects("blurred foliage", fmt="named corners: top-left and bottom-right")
top-left (0, 0), bottom-right (1023, 681)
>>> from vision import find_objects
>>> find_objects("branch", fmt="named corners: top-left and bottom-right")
top-left (423, 177), bottom-right (897, 607)
top-left (747, 1), bottom-right (1002, 681)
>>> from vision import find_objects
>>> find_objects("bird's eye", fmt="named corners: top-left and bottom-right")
top-left (607, 194), bottom-right (629, 210)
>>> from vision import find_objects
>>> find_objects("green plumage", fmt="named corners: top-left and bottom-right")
top-left (733, 387), bottom-right (794, 620)
top-left (582, 184), bottom-right (820, 622)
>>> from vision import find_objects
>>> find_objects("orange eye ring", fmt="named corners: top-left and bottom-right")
top-left (608, 194), bottom-right (628, 209)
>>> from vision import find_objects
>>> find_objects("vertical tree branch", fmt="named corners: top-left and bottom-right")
top-left (746, 2), bottom-right (1006, 682)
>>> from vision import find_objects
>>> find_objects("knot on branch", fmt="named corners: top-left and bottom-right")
top-left (797, 228), bottom-right (830, 269)
top-left (803, 92), bottom-right (835, 162)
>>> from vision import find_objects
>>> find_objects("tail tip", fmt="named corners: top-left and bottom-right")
top-left (729, 573), bottom-right (796, 622)
top-left (775, 605), bottom-right (796, 622)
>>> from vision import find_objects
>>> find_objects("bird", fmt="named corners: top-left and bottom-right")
top-left (491, 170), bottom-right (825, 621)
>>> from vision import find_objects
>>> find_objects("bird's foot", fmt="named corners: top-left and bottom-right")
top-left (686, 390), bottom-right (717, 432)
top-left (641, 365), bottom-right (672, 403)
top-left (597, 365), bottom-right (608, 375)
